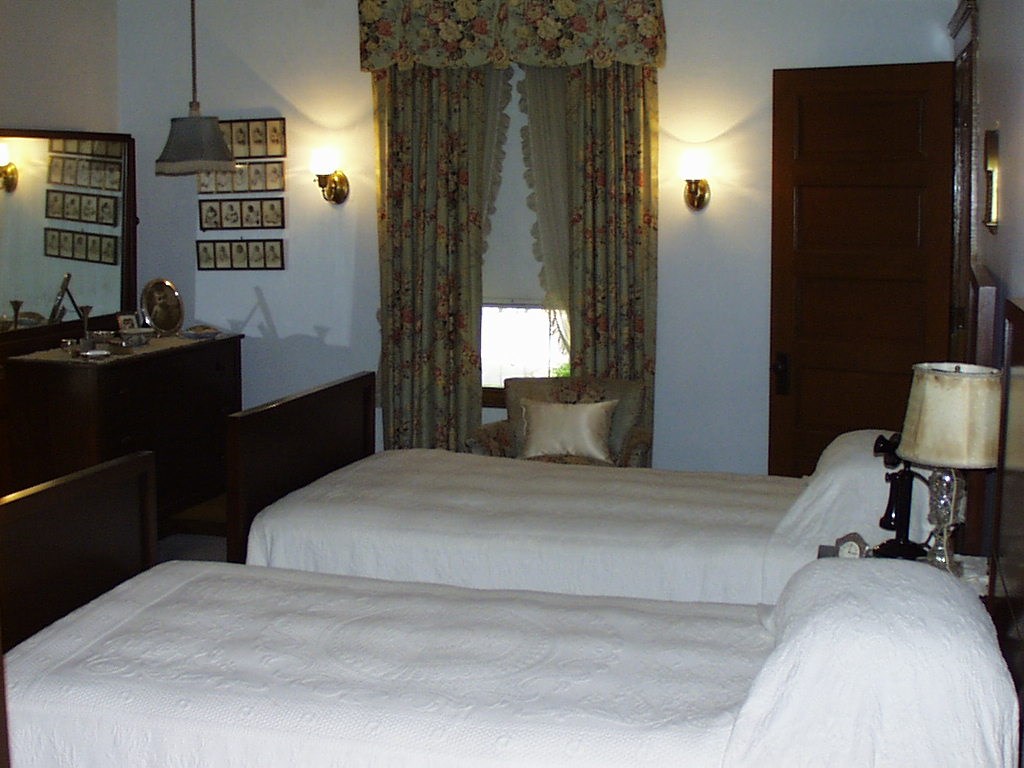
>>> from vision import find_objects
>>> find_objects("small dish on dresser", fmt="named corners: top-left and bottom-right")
top-left (82, 349), bottom-right (111, 359)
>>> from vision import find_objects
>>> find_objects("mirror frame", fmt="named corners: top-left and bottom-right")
top-left (0, 127), bottom-right (137, 357)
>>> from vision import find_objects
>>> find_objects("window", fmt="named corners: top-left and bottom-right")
top-left (481, 304), bottom-right (569, 389)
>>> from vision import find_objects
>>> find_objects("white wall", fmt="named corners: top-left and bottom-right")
top-left (1, 0), bottom-right (118, 130)
top-left (977, 2), bottom-right (1024, 301)
top-left (117, 1), bottom-right (380, 410)
top-left (10, 1), bottom-right (963, 473)
top-left (653, 1), bottom-right (954, 471)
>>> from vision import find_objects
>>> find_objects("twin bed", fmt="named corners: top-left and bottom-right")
top-left (1, 450), bottom-right (1018, 766)
top-left (239, 408), bottom-right (930, 605)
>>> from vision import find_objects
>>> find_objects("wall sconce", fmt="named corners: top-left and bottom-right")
top-left (311, 148), bottom-right (349, 204)
top-left (984, 129), bottom-right (999, 233)
top-left (679, 148), bottom-right (710, 211)
top-left (0, 143), bottom-right (18, 192)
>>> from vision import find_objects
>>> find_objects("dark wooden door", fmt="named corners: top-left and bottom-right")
top-left (770, 62), bottom-right (954, 476)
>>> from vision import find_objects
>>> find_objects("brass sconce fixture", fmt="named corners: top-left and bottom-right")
top-left (311, 148), bottom-right (349, 204)
top-left (0, 143), bottom-right (18, 192)
top-left (683, 179), bottom-right (710, 211)
top-left (680, 148), bottom-right (711, 211)
top-left (984, 129), bottom-right (999, 233)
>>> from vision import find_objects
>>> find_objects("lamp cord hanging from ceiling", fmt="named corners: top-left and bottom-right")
top-left (155, 0), bottom-right (235, 176)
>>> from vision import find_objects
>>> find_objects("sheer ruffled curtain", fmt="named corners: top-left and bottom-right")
top-left (520, 67), bottom-right (571, 350)
top-left (565, 62), bottom-right (659, 449)
top-left (374, 65), bottom-right (512, 450)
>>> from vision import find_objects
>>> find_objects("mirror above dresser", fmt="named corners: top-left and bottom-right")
top-left (0, 128), bottom-right (137, 352)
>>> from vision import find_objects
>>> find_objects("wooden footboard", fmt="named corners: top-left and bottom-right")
top-left (226, 371), bottom-right (376, 563)
top-left (0, 451), bottom-right (157, 651)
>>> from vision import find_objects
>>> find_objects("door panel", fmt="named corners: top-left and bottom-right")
top-left (770, 62), bottom-right (954, 476)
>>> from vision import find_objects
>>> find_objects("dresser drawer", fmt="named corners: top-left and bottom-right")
top-left (5, 335), bottom-right (242, 531)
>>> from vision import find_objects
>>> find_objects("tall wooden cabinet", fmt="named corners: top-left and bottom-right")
top-left (5, 335), bottom-right (241, 535)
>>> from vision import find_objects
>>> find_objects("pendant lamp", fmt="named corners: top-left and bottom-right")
top-left (155, 0), bottom-right (235, 175)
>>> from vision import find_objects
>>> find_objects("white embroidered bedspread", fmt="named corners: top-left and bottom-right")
top-left (7, 559), bottom-right (1016, 767)
top-left (248, 448), bottom-right (809, 603)
top-left (725, 559), bottom-right (1018, 767)
top-left (6, 561), bottom-right (774, 768)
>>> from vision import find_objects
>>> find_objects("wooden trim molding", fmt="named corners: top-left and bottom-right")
top-left (482, 386), bottom-right (506, 409)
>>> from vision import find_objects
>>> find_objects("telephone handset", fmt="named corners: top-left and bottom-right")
top-left (873, 433), bottom-right (927, 560)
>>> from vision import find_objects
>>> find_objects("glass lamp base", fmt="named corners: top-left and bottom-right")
top-left (926, 467), bottom-right (965, 576)
top-left (926, 538), bottom-right (963, 576)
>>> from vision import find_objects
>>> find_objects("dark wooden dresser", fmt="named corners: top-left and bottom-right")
top-left (5, 334), bottom-right (241, 535)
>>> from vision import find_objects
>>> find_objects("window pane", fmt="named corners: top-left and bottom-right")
top-left (481, 305), bottom-right (569, 388)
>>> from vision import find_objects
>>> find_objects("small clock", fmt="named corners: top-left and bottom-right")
top-left (835, 532), bottom-right (869, 559)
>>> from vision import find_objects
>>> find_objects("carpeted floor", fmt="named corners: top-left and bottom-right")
top-left (157, 534), bottom-right (227, 563)
top-left (157, 494), bottom-right (229, 563)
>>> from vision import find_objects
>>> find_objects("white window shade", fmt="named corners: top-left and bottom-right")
top-left (483, 67), bottom-right (543, 306)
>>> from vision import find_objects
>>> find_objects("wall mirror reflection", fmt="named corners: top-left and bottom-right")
top-left (0, 128), bottom-right (136, 337)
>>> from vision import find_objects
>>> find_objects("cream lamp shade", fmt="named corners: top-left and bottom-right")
top-left (897, 362), bottom-right (1002, 470)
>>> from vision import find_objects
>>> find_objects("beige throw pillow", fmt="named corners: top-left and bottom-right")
top-left (520, 399), bottom-right (619, 464)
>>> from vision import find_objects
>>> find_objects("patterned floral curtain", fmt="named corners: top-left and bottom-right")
top-left (361, 1), bottom-right (663, 453)
top-left (374, 65), bottom-right (512, 449)
top-left (360, 1), bottom-right (665, 71)
top-left (565, 62), bottom-right (659, 450)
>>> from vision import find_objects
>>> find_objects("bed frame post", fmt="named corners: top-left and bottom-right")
top-left (226, 371), bottom-right (376, 563)
top-left (0, 451), bottom-right (157, 651)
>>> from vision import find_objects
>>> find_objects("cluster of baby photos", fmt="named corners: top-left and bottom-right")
top-left (43, 138), bottom-right (124, 266)
top-left (195, 117), bottom-right (286, 271)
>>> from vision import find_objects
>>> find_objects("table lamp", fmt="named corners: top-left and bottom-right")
top-left (896, 362), bottom-right (1001, 575)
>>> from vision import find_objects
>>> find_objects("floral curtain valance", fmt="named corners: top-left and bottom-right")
top-left (359, 0), bottom-right (666, 71)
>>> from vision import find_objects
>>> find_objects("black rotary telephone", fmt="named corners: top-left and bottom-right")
top-left (872, 433), bottom-right (927, 560)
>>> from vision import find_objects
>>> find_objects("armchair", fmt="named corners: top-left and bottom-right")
top-left (470, 377), bottom-right (652, 467)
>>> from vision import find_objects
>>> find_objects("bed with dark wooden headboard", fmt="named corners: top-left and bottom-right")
top-left (0, 451), bottom-right (157, 651)
top-left (226, 371), bottom-right (375, 562)
top-left (990, 297), bottom-right (1024, 711)
top-left (223, 271), bottom-right (1003, 568)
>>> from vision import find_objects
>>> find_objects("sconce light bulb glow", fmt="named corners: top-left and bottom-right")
top-left (311, 148), bottom-right (340, 176)
top-left (679, 148), bottom-right (711, 181)
top-left (0, 143), bottom-right (9, 167)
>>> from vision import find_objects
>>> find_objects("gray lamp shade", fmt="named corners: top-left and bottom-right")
top-left (897, 362), bottom-right (1002, 469)
top-left (155, 115), bottom-right (235, 175)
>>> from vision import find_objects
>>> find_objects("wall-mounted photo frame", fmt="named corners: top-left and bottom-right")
top-left (218, 118), bottom-right (286, 160)
top-left (196, 160), bottom-right (285, 195)
top-left (44, 227), bottom-right (119, 265)
top-left (48, 157), bottom-right (123, 192)
top-left (196, 238), bottom-right (285, 271)
top-left (44, 190), bottom-right (119, 225)
top-left (49, 138), bottom-right (123, 159)
top-left (198, 197), bottom-right (285, 231)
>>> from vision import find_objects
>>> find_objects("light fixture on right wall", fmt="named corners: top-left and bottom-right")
top-left (679, 148), bottom-right (711, 211)
top-left (311, 148), bottom-right (349, 205)
top-left (984, 129), bottom-right (999, 232)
